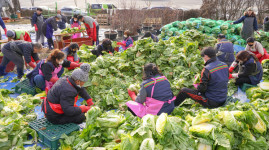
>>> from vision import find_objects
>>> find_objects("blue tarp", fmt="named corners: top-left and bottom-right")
top-left (0, 72), bottom-right (84, 149)
top-left (233, 44), bottom-right (245, 54)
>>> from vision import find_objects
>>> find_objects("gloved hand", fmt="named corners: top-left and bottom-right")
top-left (229, 73), bottom-right (238, 79)
top-left (86, 98), bottom-right (94, 106)
top-left (36, 60), bottom-right (40, 64)
top-left (34, 24), bottom-right (38, 32)
top-left (229, 61), bottom-right (237, 73)
top-left (4, 28), bottom-right (7, 36)
top-left (79, 105), bottom-right (91, 113)
top-left (128, 89), bottom-right (137, 101)
top-left (50, 77), bottom-right (59, 83)
top-left (117, 42), bottom-right (126, 46)
top-left (28, 62), bottom-right (36, 68)
top-left (70, 62), bottom-right (80, 68)
top-left (71, 25), bottom-right (74, 28)
top-left (256, 53), bottom-right (262, 59)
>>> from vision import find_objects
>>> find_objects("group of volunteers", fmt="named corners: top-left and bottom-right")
top-left (0, 6), bottom-right (268, 124)
top-left (126, 8), bottom-right (268, 118)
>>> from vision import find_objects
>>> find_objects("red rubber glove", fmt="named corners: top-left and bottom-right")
top-left (256, 53), bottom-right (262, 59)
top-left (229, 74), bottom-right (233, 79)
top-left (86, 98), bottom-right (94, 106)
top-left (28, 62), bottom-right (36, 68)
top-left (34, 24), bottom-right (38, 32)
top-left (71, 25), bottom-right (74, 28)
top-left (117, 42), bottom-right (126, 46)
top-left (128, 89), bottom-right (137, 101)
top-left (49, 77), bottom-right (59, 83)
top-left (4, 28), bottom-right (7, 36)
top-left (70, 62), bottom-right (80, 68)
top-left (36, 60), bottom-right (40, 64)
top-left (229, 61), bottom-right (237, 73)
top-left (229, 73), bottom-right (238, 79)
top-left (79, 105), bottom-right (91, 113)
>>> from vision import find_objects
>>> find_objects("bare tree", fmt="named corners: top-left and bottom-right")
top-left (144, 0), bottom-right (152, 8)
top-left (31, 0), bottom-right (34, 7)
top-left (255, 0), bottom-right (267, 23)
top-left (200, 0), bottom-right (255, 21)
top-left (74, 0), bottom-right (77, 7)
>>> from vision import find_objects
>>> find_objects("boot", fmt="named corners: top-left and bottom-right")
top-left (0, 65), bottom-right (7, 76)
top-left (17, 69), bottom-right (24, 79)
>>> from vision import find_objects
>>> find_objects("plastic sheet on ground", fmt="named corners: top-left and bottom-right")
top-left (233, 87), bottom-right (250, 103)
top-left (233, 45), bottom-right (245, 54)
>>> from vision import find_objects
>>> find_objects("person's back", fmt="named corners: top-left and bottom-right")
top-left (142, 75), bottom-right (174, 115)
top-left (215, 38), bottom-right (235, 66)
top-left (46, 76), bottom-right (77, 116)
top-left (239, 56), bottom-right (263, 85)
top-left (205, 60), bottom-right (229, 104)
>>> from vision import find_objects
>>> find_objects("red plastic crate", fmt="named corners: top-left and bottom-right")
top-left (0, 56), bottom-right (15, 72)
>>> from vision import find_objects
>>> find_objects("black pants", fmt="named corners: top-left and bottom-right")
top-left (235, 77), bottom-right (251, 86)
top-left (46, 113), bottom-right (86, 124)
top-left (0, 48), bottom-right (24, 78)
top-left (175, 87), bottom-right (223, 108)
top-left (47, 38), bottom-right (54, 50)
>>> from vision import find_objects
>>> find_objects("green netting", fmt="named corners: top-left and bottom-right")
top-left (203, 26), bottom-right (212, 33)
top-left (212, 26), bottom-right (221, 34)
top-left (220, 23), bottom-right (231, 30)
top-left (192, 20), bottom-right (202, 28)
top-left (169, 27), bottom-right (179, 32)
top-left (172, 21), bottom-right (180, 27)
top-left (230, 35), bottom-right (241, 42)
top-left (234, 39), bottom-right (246, 46)
top-left (206, 20), bottom-right (216, 27)
top-left (175, 30), bottom-right (185, 36)
top-left (216, 20), bottom-right (224, 26)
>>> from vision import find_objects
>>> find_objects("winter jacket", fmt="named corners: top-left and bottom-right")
top-left (198, 58), bottom-right (229, 104)
top-left (2, 41), bottom-right (39, 63)
top-left (91, 44), bottom-right (114, 57)
top-left (0, 16), bottom-right (6, 29)
top-left (238, 56), bottom-right (263, 85)
top-left (215, 39), bottom-right (235, 66)
top-left (44, 76), bottom-right (91, 117)
top-left (135, 75), bottom-right (175, 115)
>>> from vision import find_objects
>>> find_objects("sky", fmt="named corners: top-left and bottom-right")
top-left (20, 0), bottom-right (202, 10)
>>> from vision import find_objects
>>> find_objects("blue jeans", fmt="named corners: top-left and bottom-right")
top-left (34, 75), bottom-right (45, 90)
top-left (34, 68), bottom-right (64, 90)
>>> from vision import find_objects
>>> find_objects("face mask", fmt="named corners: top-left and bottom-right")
top-left (58, 60), bottom-right (64, 65)
top-left (74, 19), bottom-right (77, 22)
top-left (248, 44), bottom-right (253, 47)
top-left (124, 35), bottom-right (127, 38)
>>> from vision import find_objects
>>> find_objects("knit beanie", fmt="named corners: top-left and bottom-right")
top-left (71, 63), bottom-right (90, 82)
top-left (6, 30), bottom-right (15, 38)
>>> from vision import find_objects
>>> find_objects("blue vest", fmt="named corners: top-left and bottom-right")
top-left (205, 60), bottom-right (229, 103)
top-left (143, 75), bottom-right (175, 115)
top-left (216, 39), bottom-right (235, 66)
top-left (240, 57), bottom-right (263, 85)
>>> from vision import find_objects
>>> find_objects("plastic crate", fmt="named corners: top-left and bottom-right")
top-left (29, 118), bottom-right (80, 150)
top-left (15, 79), bottom-right (36, 95)
top-left (240, 83), bottom-right (257, 92)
